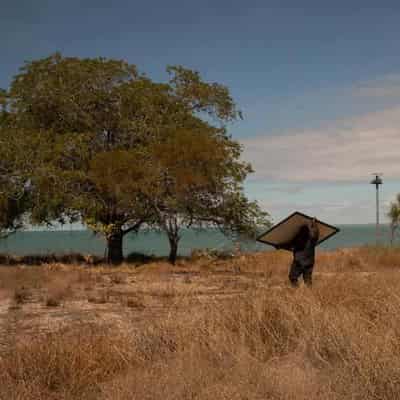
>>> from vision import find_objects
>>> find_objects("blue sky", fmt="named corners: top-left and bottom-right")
top-left (2, 0), bottom-right (400, 224)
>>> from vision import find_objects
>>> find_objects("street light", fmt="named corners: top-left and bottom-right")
top-left (370, 173), bottom-right (383, 245)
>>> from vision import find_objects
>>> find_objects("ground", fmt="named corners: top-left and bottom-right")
top-left (0, 246), bottom-right (400, 399)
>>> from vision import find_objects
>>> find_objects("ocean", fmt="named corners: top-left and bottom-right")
top-left (0, 225), bottom-right (394, 257)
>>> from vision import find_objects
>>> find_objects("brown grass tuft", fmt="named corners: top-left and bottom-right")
top-left (125, 296), bottom-right (145, 309)
top-left (0, 324), bottom-right (134, 400)
top-left (109, 273), bottom-right (126, 285)
top-left (13, 286), bottom-right (32, 304)
top-left (87, 290), bottom-right (110, 304)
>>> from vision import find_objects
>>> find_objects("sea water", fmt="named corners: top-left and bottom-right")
top-left (0, 225), bottom-right (394, 257)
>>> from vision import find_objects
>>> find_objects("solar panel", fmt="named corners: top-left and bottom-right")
top-left (257, 211), bottom-right (339, 249)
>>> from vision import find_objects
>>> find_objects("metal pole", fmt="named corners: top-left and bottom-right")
top-left (376, 182), bottom-right (379, 245)
top-left (371, 173), bottom-right (383, 246)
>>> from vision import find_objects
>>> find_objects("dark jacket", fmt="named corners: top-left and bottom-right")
top-left (280, 223), bottom-right (320, 266)
top-left (294, 224), bottom-right (319, 266)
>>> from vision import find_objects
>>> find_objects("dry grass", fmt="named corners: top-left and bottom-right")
top-left (0, 324), bottom-right (135, 400)
top-left (87, 290), bottom-right (110, 304)
top-left (13, 286), bottom-right (32, 305)
top-left (1, 246), bottom-right (400, 399)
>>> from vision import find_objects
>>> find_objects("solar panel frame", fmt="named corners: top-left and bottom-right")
top-left (257, 211), bottom-right (340, 248)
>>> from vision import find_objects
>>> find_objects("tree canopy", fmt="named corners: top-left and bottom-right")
top-left (145, 127), bottom-right (267, 263)
top-left (3, 53), bottom-right (269, 263)
top-left (0, 126), bottom-right (33, 238)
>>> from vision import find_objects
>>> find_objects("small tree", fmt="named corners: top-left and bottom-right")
top-left (147, 128), bottom-right (269, 264)
top-left (388, 194), bottom-right (400, 246)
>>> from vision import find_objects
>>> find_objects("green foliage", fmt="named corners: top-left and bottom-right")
top-left (146, 127), bottom-right (269, 263)
top-left (5, 53), bottom-right (268, 262)
top-left (0, 127), bottom-right (32, 237)
top-left (167, 65), bottom-right (242, 122)
top-left (10, 53), bottom-right (138, 133)
top-left (0, 88), bottom-right (10, 128)
top-left (0, 88), bottom-right (7, 112)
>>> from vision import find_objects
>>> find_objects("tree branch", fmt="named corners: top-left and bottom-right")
top-left (122, 220), bottom-right (143, 236)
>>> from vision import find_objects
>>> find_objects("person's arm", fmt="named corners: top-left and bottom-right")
top-left (309, 217), bottom-right (320, 243)
top-left (276, 240), bottom-right (293, 250)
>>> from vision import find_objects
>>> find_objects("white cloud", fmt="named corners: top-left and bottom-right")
top-left (241, 105), bottom-right (400, 182)
top-left (268, 185), bottom-right (304, 194)
top-left (354, 74), bottom-right (400, 98)
top-left (258, 195), bottom-right (390, 225)
top-left (240, 75), bottom-right (400, 224)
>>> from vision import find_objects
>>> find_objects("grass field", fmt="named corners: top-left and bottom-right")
top-left (1, 246), bottom-right (400, 399)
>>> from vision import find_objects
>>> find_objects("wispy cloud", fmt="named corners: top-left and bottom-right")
top-left (354, 74), bottom-right (400, 98)
top-left (261, 198), bottom-right (372, 223)
top-left (240, 75), bottom-right (400, 223)
top-left (255, 188), bottom-right (400, 225)
top-left (241, 105), bottom-right (400, 183)
top-left (267, 185), bottom-right (304, 194)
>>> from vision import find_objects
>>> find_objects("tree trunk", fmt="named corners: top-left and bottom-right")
top-left (168, 236), bottom-right (179, 265)
top-left (106, 230), bottom-right (123, 265)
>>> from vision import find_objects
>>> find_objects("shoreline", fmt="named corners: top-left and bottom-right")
top-left (0, 244), bottom-right (398, 267)
top-left (0, 225), bottom-right (395, 259)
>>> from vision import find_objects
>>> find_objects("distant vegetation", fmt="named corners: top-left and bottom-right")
top-left (0, 54), bottom-right (269, 263)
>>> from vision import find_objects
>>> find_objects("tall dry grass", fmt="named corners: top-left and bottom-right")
top-left (110, 274), bottom-right (400, 400)
top-left (1, 246), bottom-right (400, 399)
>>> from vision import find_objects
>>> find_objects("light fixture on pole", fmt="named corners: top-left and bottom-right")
top-left (370, 173), bottom-right (383, 245)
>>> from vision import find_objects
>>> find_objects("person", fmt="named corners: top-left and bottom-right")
top-left (278, 218), bottom-right (320, 287)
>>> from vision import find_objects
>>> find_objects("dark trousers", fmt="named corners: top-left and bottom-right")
top-left (289, 261), bottom-right (314, 287)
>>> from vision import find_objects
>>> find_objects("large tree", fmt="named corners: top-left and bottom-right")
top-left (6, 54), bottom-right (261, 263)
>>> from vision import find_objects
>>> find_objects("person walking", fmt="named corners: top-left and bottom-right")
top-left (278, 218), bottom-right (320, 287)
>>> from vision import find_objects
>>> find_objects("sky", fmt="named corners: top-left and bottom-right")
top-left (2, 0), bottom-right (400, 224)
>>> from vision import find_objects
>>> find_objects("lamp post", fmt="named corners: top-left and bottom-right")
top-left (370, 173), bottom-right (383, 245)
